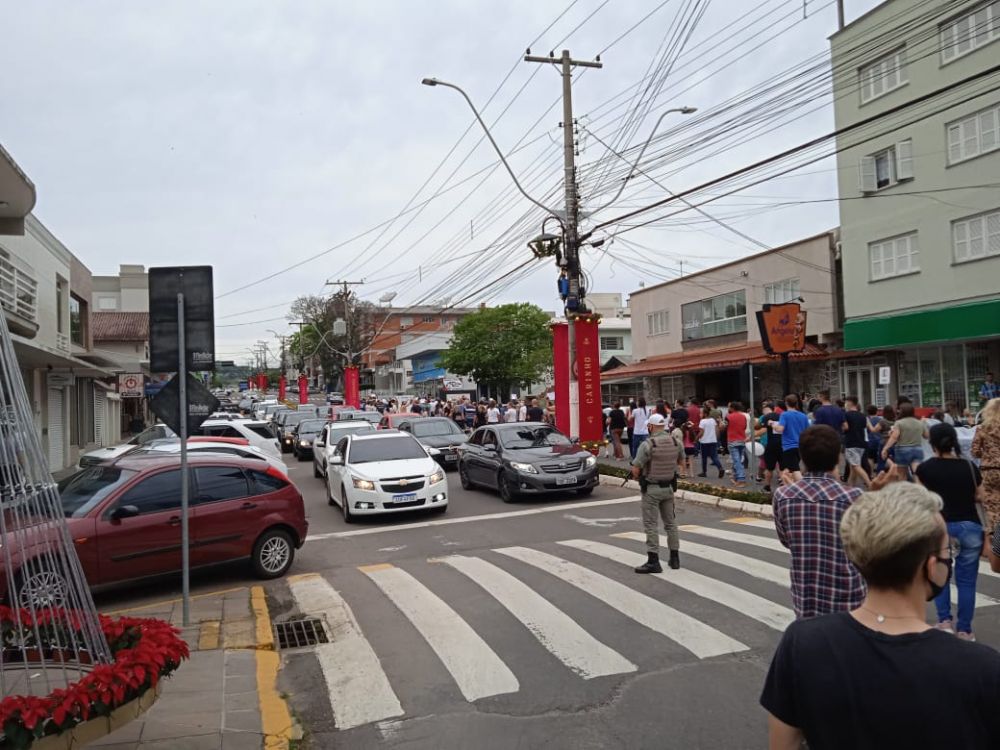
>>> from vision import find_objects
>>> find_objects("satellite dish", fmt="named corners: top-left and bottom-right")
top-left (379, 292), bottom-right (398, 304)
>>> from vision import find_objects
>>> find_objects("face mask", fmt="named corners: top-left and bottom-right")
top-left (926, 556), bottom-right (953, 601)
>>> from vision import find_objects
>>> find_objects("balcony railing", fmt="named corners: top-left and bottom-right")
top-left (0, 253), bottom-right (38, 324)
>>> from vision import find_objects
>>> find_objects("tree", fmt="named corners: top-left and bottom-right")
top-left (287, 291), bottom-right (380, 385)
top-left (440, 303), bottom-right (552, 396)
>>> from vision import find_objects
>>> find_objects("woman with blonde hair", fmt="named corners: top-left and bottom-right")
top-left (972, 397), bottom-right (1000, 528)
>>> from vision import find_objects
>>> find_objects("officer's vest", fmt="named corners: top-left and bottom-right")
top-left (646, 433), bottom-right (680, 481)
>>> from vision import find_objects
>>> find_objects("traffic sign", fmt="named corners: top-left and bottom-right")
top-left (149, 373), bottom-right (220, 436)
top-left (118, 372), bottom-right (144, 398)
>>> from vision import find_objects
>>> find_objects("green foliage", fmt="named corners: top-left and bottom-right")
top-left (440, 303), bottom-right (552, 391)
top-left (287, 292), bottom-right (378, 381)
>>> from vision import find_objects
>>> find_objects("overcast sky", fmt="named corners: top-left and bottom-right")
top-left (2, 0), bottom-right (883, 364)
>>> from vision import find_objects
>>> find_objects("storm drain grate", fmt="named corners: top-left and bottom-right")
top-left (274, 617), bottom-right (329, 650)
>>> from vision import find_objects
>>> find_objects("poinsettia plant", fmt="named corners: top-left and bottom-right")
top-left (0, 607), bottom-right (188, 749)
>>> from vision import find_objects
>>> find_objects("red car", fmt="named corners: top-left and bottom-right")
top-left (6, 454), bottom-right (308, 607)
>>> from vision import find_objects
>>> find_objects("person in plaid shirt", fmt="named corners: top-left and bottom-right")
top-left (773, 425), bottom-right (897, 618)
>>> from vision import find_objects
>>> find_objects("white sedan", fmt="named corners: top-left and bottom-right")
top-left (325, 431), bottom-right (448, 522)
top-left (139, 437), bottom-right (290, 475)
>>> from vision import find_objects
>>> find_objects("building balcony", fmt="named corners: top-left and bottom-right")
top-left (0, 249), bottom-right (39, 337)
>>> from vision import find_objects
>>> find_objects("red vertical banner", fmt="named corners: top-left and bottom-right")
top-left (278, 375), bottom-right (286, 402)
top-left (298, 375), bottom-right (308, 405)
top-left (551, 322), bottom-right (569, 435)
top-left (257, 373), bottom-right (266, 391)
top-left (344, 366), bottom-right (360, 408)
top-left (574, 316), bottom-right (603, 452)
top-left (247, 378), bottom-right (253, 392)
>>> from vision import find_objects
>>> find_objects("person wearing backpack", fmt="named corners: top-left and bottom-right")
top-left (631, 414), bottom-right (685, 573)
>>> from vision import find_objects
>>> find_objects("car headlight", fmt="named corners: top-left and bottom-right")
top-left (300, 439), bottom-right (311, 447)
top-left (352, 476), bottom-right (376, 491)
top-left (509, 461), bottom-right (538, 474)
top-left (585, 455), bottom-right (597, 468)
top-left (429, 470), bottom-right (445, 485)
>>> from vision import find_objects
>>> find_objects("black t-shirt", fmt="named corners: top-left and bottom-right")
top-left (915, 457), bottom-right (982, 524)
top-left (670, 408), bottom-right (689, 429)
top-left (761, 612), bottom-right (1000, 750)
top-left (608, 408), bottom-right (627, 430)
top-left (844, 411), bottom-right (868, 449)
top-left (526, 406), bottom-right (544, 422)
top-left (761, 413), bottom-right (781, 453)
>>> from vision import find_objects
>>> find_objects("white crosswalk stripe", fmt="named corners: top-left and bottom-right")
top-left (558, 539), bottom-right (795, 631)
top-left (699, 522), bottom-right (1000, 608)
top-left (495, 545), bottom-right (749, 658)
top-left (727, 517), bottom-right (1000, 581)
top-left (437, 555), bottom-right (637, 679)
top-left (288, 574), bottom-right (403, 730)
top-left (361, 563), bottom-right (520, 701)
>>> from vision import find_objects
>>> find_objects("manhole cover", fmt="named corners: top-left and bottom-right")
top-left (274, 617), bottom-right (329, 650)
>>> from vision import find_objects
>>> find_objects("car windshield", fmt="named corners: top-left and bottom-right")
top-left (298, 419), bottom-right (326, 433)
top-left (500, 426), bottom-right (572, 449)
top-left (128, 426), bottom-right (162, 446)
top-left (349, 437), bottom-right (428, 463)
top-left (282, 413), bottom-right (308, 426)
top-left (328, 424), bottom-right (375, 440)
top-left (412, 420), bottom-right (462, 438)
top-left (58, 467), bottom-right (137, 518)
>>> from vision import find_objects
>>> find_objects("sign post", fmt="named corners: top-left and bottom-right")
top-left (177, 293), bottom-right (190, 627)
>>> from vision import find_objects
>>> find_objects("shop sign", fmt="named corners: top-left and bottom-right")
top-left (756, 303), bottom-right (807, 355)
top-left (118, 373), bottom-right (144, 398)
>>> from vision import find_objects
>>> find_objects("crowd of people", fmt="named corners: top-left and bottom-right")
top-left (356, 394), bottom-right (550, 432)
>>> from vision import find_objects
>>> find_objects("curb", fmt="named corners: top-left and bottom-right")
top-left (251, 585), bottom-right (276, 651)
top-left (598, 474), bottom-right (773, 517)
top-left (251, 585), bottom-right (297, 750)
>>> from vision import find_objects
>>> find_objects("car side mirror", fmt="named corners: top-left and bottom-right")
top-left (483, 444), bottom-right (497, 452)
top-left (427, 447), bottom-right (441, 456)
top-left (315, 440), bottom-right (325, 448)
top-left (111, 505), bottom-right (140, 521)
top-left (329, 455), bottom-right (344, 466)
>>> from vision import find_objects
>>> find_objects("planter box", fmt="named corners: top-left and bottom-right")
top-left (31, 683), bottom-right (160, 750)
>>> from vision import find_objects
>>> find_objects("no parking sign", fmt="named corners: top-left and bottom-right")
top-left (118, 372), bottom-right (144, 398)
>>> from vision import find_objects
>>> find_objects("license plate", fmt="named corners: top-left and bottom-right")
top-left (391, 493), bottom-right (417, 503)
top-left (445, 454), bottom-right (458, 462)
top-left (556, 476), bottom-right (577, 486)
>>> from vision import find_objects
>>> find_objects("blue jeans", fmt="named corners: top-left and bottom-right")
top-left (935, 520), bottom-right (983, 633)
top-left (728, 442), bottom-right (746, 481)
top-left (894, 446), bottom-right (924, 474)
top-left (700, 442), bottom-right (723, 474)
top-left (631, 433), bottom-right (648, 460)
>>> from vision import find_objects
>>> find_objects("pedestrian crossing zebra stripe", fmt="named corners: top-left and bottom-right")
top-left (436, 555), bottom-right (637, 679)
top-left (612, 532), bottom-right (790, 587)
top-left (495, 546), bottom-right (749, 659)
top-left (558, 539), bottom-right (795, 631)
top-left (287, 574), bottom-right (403, 730)
top-left (727, 517), bottom-right (1000, 581)
top-left (688, 524), bottom-right (1000, 608)
top-left (361, 563), bottom-right (520, 701)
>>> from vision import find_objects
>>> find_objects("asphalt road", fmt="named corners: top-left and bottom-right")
top-left (93, 447), bottom-right (1000, 749)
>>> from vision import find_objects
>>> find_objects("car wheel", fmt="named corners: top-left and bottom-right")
top-left (459, 462), bottom-right (473, 490)
top-left (576, 486), bottom-right (595, 497)
top-left (251, 528), bottom-right (295, 579)
top-left (498, 471), bottom-right (518, 504)
top-left (16, 564), bottom-right (70, 609)
top-left (313, 461), bottom-right (322, 479)
top-left (342, 486), bottom-right (355, 524)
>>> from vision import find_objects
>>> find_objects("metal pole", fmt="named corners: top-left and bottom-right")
top-left (782, 352), bottom-right (791, 398)
top-left (177, 292), bottom-right (191, 627)
top-left (748, 362), bottom-right (756, 488)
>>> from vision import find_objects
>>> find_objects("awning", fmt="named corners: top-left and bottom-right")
top-left (11, 335), bottom-right (115, 377)
top-left (603, 341), bottom-right (828, 382)
top-left (0, 144), bottom-right (36, 235)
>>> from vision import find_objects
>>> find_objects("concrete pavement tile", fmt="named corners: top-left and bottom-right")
top-left (141, 712), bottom-right (221, 740)
top-left (92, 715), bottom-right (145, 744)
top-left (155, 690), bottom-right (224, 715)
top-left (224, 674), bottom-right (257, 694)
top-left (222, 619), bottom-right (256, 648)
top-left (224, 709), bottom-right (262, 733)
top-left (86, 743), bottom-right (138, 750)
top-left (137, 734), bottom-right (224, 750)
top-left (224, 650), bottom-right (257, 676)
top-left (224, 690), bottom-right (260, 712)
top-left (221, 731), bottom-right (263, 750)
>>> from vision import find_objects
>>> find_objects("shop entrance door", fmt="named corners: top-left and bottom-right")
top-left (844, 367), bottom-right (876, 408)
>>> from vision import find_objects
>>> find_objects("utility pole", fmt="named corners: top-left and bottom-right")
top-left (325, 279), bottom-right (366, 373)
top-left (525, 50), bottom-right (601, 437)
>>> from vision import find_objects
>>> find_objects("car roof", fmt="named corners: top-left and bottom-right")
top-left (491, 421), bottom-right (549, 430)
top-left (329, 420), bottom-right (375, 429)
top-left (351, 429), bottom-right (406, 441)
top-left (110, 453), bottom-right (266, 470)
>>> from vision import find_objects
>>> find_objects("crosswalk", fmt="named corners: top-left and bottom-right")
top-left (284, 520), bottom-right (1000, 731)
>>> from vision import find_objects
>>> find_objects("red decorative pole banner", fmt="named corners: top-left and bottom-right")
top-left (248, 378), bottom-right (253, 392)
top-left (574, 316), bottom-right (603, 453)
top-left (278, 374), bottom-right (286, 402)
top-left (551, 322), bottom-right (569, 435)
top-left (344, 366), bottom-right (360, 408)
top-left (298, 374), bottom-right (308, 405)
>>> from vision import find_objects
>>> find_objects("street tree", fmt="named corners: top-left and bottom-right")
top-left (287, 291), bottom-right (380, 387)
top-left (440, 303), bottom-right (552, 397)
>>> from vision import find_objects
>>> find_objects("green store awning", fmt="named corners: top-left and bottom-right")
top-left (844, 298), bottom-right (1000, 350)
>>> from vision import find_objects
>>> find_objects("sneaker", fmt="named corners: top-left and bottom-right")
top-left (696, 473), bottom-right (707, 478)
top-left (718, 468), bottom-right (725, 479)
top-left (936, 621), bottom-right (955, 634)
top-left (956, 631), bottom-right (977, 642)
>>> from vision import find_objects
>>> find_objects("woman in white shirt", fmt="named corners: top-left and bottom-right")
top-left (696, 405), bottom-right (725, 479)
top-left (486, 399), bottom-right (501, 424)
top-left (630, 397), bottom-right (651, 459)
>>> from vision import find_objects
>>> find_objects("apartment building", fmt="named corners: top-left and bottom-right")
top-left (605, 231), bottom-right (841, 406)
top-left (833, 0), bottom-right (1000, 411)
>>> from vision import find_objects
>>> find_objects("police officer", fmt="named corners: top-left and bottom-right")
top-left (631, 412), bottom-right (684, 573)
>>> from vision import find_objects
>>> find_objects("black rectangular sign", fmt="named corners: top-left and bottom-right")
top-left (149, 266), bottom-right (216, 372)
top-left (149, 373), bottom-right (220, 436)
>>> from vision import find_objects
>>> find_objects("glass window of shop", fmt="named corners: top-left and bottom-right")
top-left (896, 342), bottom-right (994, 410)
top-left (658, 375), bottom-right (684, 404)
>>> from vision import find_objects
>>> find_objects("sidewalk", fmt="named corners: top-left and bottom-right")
top-left (598, 450), bottom-right (774, 493)
top-left (92, 586), bottom-right (297, 750)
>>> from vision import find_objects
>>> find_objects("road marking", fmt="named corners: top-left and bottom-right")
top-left (437, 555), bottom-right (637, 679)
top-left (495, 546), bottom-right (748, 659)
top-left (250, 585), bottom-right (274, 651)
top-left (288, 574), bottom-right (403, 730)
top-left (613, 532), bottom-right (789, 587)
top-left (727, 518), bottom-right (1000, 581)
top-left (682, 526), bottom-right (1000, 608)
top-left (362, 564), bottom-right (519, 701)
top-left (256, 649), bottom-right (294, 750)
top-left (563, 514), bottom-right (637, 528)
top-left (560, 539), bottom-right (794, 631)
top-left (198, 620), bottom-right (220, 650)
top-left (306, 494), bottom-right (641, 540)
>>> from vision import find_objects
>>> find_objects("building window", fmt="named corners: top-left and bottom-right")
top-left (97, 296), bottom-right (118, 310)
top-left (763, 278), bottom-right (800, 304)
top-left (69, 295), bottom-right (84, 346)
top-left (953, 208), bottom-right (1000, 263)
top-left (400, 317), bottom-right (413, 328)
top-left (869, 232), bottom-right (919, 281)
top-left (600, 336), bottom-right (624, 351)
top-left (422, 316), bottom-right (434, 323)
top-left (947, 102), bottom-right (1000, 164)
top-left (646, 309), bottom-right (669, 336)
top-left (940, 1), bottom-right (1000, 64)
top-left (859, 140), bottom-right (913, 192)
top-left (681, 291), bottom-right (747, 340)
top-left (859, 47), bottom-right (908, 104)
